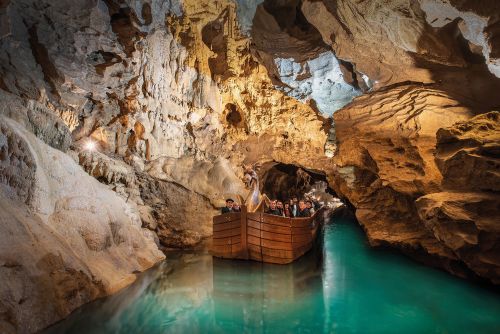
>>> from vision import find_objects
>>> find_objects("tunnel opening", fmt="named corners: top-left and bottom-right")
top-left (258, 161), bottom-right (336, 202)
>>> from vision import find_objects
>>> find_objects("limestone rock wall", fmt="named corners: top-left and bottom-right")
top-left (331, 83), bottom-right (500, 283)
top-left (298, 0), bottom-right (500, 284)
top-left (0, 114), bottom-right (164, 333)
top-left (0, 0), bottom-right (329, 246)
top-left (301, 0), bottom-right (500, 92)
top-left (416, 112), bottom-right (500, 283)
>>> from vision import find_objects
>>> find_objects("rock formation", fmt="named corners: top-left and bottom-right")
top-left (0, 0), bottom-right (500, 331)
top-left (416, 112), bottom-right (500, 283)
top-left (0, 110), bottom-right (164, 333)
top-left (314, 0), bottom-right (500, 284)
top-left (301, 0), bottom-right (500, 93)
top-left (331, 83), bottom-right (476, 278)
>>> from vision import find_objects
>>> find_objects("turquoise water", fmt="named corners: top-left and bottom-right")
top-left (46, 218), bottom-right (500, 333)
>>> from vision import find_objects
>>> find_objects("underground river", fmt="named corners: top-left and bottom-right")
top-left (45, 217), bottom-right (500, 333)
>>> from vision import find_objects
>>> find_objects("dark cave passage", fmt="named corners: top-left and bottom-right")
top-left (259, 161), bottom-right (336, 200)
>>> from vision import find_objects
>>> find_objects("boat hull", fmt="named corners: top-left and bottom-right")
top-left (212, 207), bottom-right (323, 264)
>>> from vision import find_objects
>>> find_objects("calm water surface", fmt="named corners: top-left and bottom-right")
top-left (46, 218), bottom-right (500, 333)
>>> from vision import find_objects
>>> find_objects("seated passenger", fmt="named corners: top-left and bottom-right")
top-left (232, 203), bottom-right (241, 212)
top-left (306, 200), bottom-right (315, 215)
top-left (266, 200), bottom-right (282, 216)
top-left (283, 202), bottom-right (293, 217)
top-left (221, 198), bottom-right (234, 214)
top-left (276, 201), bottom-right (285, 216)
top-left (296, 200), bottom-right (311, 217)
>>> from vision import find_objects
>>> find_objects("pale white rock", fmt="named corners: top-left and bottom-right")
top-left (146, 155), bottom-right (247, 207)
top-left (274, 51), bottom-right (361, 116)
top-left (0, 115), bottom-right (164, 333)
top-left (419, 0), bottom-right (500, 78)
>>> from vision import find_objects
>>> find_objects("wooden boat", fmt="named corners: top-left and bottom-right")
top-left (211, 206), bottom-right (325, 264)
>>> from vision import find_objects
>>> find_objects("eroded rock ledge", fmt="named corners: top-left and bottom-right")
top-left (331, 84), bottom-right (500, 283)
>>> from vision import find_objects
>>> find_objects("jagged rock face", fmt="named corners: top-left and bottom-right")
top-left (420, 0), bottom-right (500, 78)
top-left (301, 0), bottom-right (500, 102)
top-left (331, 85), bottom-right (500, 283)
top-left (417, 192), bottom-right (500, 284)
top-left (434, 111), bottom-right (500, 192)
top-left (416, 112), bottom-right (500, 283)
top-left (284, 0), bottom-right (500, 283)
top-left (252, 0), bottom-right (329, 62)
top-left (250, 1), bottom-right (365, 115)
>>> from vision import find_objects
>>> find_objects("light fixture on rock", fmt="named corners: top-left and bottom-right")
top-left (84, 139), bottom-right (97, 152)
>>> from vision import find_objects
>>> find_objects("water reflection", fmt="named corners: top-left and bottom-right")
top-left (212, 243), bottom-right (325, 333)
top-left (47, 243), bottom-right (326, 334)
top-left (46, 219), bottom-right (500, 334)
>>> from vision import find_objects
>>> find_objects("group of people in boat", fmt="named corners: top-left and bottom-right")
top-left (221, 196), bottom-right (320, 218)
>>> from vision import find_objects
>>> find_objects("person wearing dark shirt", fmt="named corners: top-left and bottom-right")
top-left (276, 201), bottom-right (285, 216)
top-left (289, 199), bottom-right (299, 217)
top-left (313, 198), bottom-right (321, 210)
top-left (296, 200), bottom-right (311, 217)
top-left (221, 198), bottom-right (234, 214)
top-left (283, 202), bottom-right (293, 217)
top-left (266, 200), bottom-right (281, 216)
top-left (306, 200), bottom-right (315, 215)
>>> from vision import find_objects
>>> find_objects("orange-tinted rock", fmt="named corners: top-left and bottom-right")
top-left (1, 0), bottom-right (500, 331)
top-left (332, 87), bottom-right (500, 283)
top-left (415, 111), bottom-right (500, 283)
top-left (416, 192), bottom-right (500, 284)
top-left (435, 111), bottom-right (500, 192)
top-left (301, 0), bottom-right (500, 105)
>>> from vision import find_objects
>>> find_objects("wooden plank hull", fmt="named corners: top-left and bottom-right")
top-left (211, 206), bottom-right (324, 264)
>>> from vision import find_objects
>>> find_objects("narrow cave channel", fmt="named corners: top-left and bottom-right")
top-left (45, 217), bottom-right (500, 334)
top-left (45, 159), bottom-right (500, 334)
top-left (2, 0), bottom-right (500, 333)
